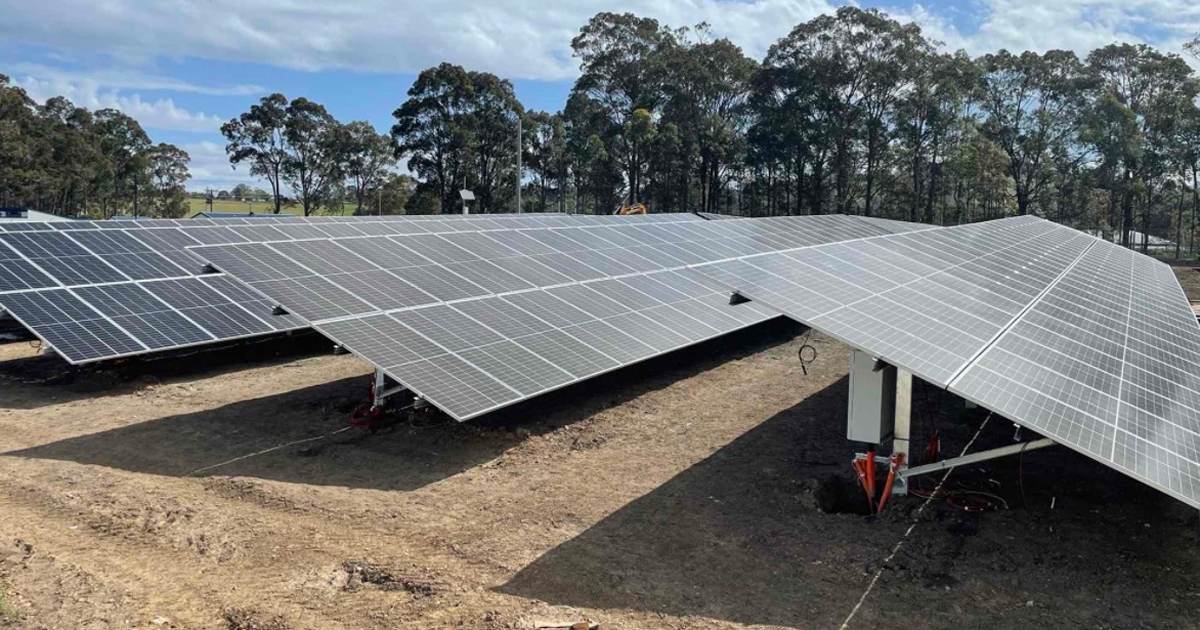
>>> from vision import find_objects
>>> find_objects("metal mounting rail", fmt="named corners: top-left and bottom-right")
top-left (898, 437), bottom-right (1056, 480)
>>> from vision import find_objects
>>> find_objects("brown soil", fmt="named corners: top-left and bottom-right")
top-left (2, 279), bottom-right (1199, 629)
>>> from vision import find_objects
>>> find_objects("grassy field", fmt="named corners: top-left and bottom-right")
top-left (184, 198), bottom-right (361, 217)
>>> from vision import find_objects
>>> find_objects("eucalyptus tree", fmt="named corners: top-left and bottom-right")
top-left (391, 63), bottom-right (522, 214)
top-left (662, 29), bottom-right (757, 212)
top-left (562, 90), bottom-right (622, 213)
top-left (894, 51), bottom-right (978, 222)
top-left (335, 121), bottom-right (395, 214)
top-left (976, 50), bottom-right (1091, 216)
top-left (282, 97), bottom-right (341, 216)
top-left (523, 110), bottom-right (570, 212)
top-left (93, 109), bottom-right (151, 217)
top-left (1086, 44), bottom-right (1200, 245)
top-left (1178, 106), bottom-right (1200, 254)
top-left (147, 143), bottom-right (191, 218)
top-left (571, 12), bottom-right (676, 204)
top-left (764, 7), bottom-right (930, 214)
top-left (221, 93), bottom-right (289, 214)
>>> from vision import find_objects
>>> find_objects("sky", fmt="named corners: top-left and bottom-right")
top-left (1, 0), bottom-right (1197, 191)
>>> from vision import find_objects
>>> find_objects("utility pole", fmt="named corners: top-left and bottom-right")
top-left (516, 115), bottom-right (522, 214)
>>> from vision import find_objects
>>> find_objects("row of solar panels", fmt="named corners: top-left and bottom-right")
top-left (0, 213), bottom-right (730, 363)
top-left (183, 214), bottom-right (926, 418)
top-left (8, 209), bottom-right (1199, 513)
top-left (689, 216), bottom-right (1200, 510)
top-left (185, 213), bottom-right (1200, 511)
top-left (0, 211), bottom-right (693, 233)
top-left (4, 212), bottom-right (876, 364)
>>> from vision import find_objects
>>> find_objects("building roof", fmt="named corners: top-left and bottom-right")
top-left (0, 208), bottom-right (75, 222)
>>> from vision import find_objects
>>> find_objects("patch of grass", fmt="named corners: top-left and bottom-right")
top-left (0, 585), bottom-right (22, 623)
top-left (185, 198), bottom-right (357, 217)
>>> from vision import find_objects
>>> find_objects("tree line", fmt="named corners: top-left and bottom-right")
top-left (373, 8), bottom-right (1200, 251)
top-left (2, 7), bottom-right (1198, 249)
top-left (0, 74), bottom-right (191, 218)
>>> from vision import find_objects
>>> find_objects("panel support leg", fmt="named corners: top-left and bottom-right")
top-left (371, 368), bottom-right (410, 408)
top-left (892, 369), bottom-right (912, 496)
top-left (374, 368), bottom-right (387, 406)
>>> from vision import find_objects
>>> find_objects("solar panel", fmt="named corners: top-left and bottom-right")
top-left (681, 215), bottom-right (1200, 510)
top-left (4, 214), bottom-right (621, 363)
top-left (189, 214), bottom-right (915, 420)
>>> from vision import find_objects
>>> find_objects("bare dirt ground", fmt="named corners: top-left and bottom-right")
top-left (2, 275), bottom-right (1200, 629)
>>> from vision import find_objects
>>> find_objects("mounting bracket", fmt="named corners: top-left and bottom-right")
top-left (897, 437), bottom-right (1056, 481)
top-left (371, 368), bottom-right (410, 407)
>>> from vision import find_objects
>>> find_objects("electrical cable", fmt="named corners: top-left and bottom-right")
top-left (797, 331), bottom-right (817, 375)
top-left (838, 412), bottom-right (994, 630)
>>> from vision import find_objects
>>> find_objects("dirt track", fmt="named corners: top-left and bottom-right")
top-left (2, 277), bottom-right (1200, 629)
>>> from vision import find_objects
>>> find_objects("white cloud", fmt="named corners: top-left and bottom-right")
top-left (908, 0), bottom-right (1200, 63)
top-left (12, 73), bottom-right (225, 133)
top-left (180, 140), bottom-right (260, 191)
top-left (2, 1), bottom-right (1196, 83)
top-left (8, 62), bottom-right (263, 96)
top-left (0, 0), bottom-right (837, 81)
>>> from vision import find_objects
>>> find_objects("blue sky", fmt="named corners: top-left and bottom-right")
top-left (1, 0), bottom-right (1196, 191)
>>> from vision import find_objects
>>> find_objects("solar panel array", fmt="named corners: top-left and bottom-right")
top-left (190, 214), bottom-right (924, 419)
top-left (0, 213), bottom-right (709, 363)
top-left (687, 216), bottom-right (1200, 510)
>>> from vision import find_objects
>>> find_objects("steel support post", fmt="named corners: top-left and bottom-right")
top-left (892, 368), bottom-right (913, 495)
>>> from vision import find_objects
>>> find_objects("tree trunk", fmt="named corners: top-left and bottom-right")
top-left (1173, 184), bottom-right (1183, 260)
top-left (925, 161), bottom-right (939, 225)
top-left (864, 125), bottom-right (878, 217)
top-left (1193, 167), bottom-right (1199, 259)
top-left (811, 160), bottom-right (824, 215)
top-left (1120, 169), bottom-right (1134, 247)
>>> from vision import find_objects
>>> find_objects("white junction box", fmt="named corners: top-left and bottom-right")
top-left (847, 349), bottom-right (896, 444)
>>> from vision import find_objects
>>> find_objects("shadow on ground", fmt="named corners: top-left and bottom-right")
top-left (499, 376), bottom-right (1200, 629)
top-left (498, 374), bottom-right (870, 628)
top-left (0, 331), bottom-right (329, 410)
top-left (4, 320), bottom-right (804, 492)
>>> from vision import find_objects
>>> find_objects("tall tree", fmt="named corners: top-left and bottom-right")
top-left (571, 12), bottom-right (675, 204)
top-left (282, 97), bottom-right (340, 216)
top-left (765, 8), bottom-right (931, 214)
top-left (663, 30), bottom-right (757, 212)
top-left (335, 121), bottom-right (395, 215)
top-left (93, 109), bottom-right (151, 217)
top-left (391, 63), bottom-right (522, 214)
top-left (1087, 44), bottom-right (1199, 245)
top-left (524, 110), bottom-right (570, 212)
top-left (146, 143), bottom-right (191, 218)
top-left (221, 93), bottom-right (289, 214)
top-left (895, 52), bottom-right (979, 222)
top-left (976, 50), bottom-right (1090, 216)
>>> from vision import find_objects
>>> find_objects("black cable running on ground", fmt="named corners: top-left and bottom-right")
top-left (797, 331), bottom-right (817, 375)
top-left (838, 412), bottom-right (995, 630)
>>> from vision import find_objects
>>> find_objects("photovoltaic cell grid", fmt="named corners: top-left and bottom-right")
top-left (952, 238), bottom-right (1200, 508)
top-left (317, 271), bottom-right (780, 419)
top-left (2, 214), bottom-right (685, 363)
top-left (190, 213), bottom-right (926, 420)
top-left (689, 215), bottom-right (1200, 510)
top-left (189, 213), bottom-right (912, 325)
